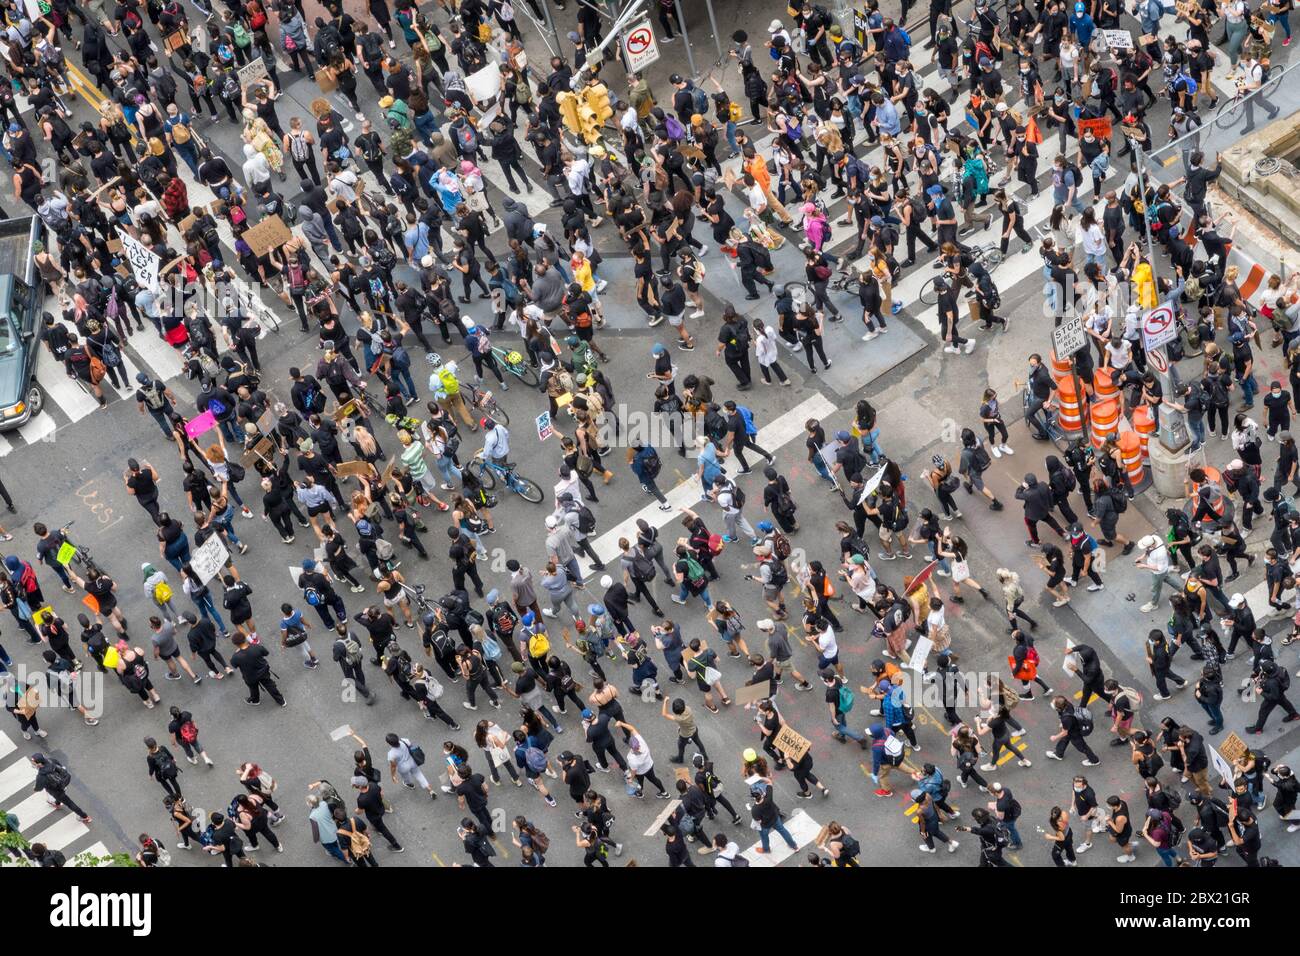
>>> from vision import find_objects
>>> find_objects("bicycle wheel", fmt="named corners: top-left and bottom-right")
top-left (979, 247), bottom-right (1004, 269)
top-left (485, 397), bottom-right (510, 427)
top-left (474, 457), bottom-right (498, 490)
top-left (919, 276), bottom-right (939, 307)
top-left (509, 474), bottom-right (545, 503)
top-left (511, 362), bottom-right (539, 388)
top-left (1215, 98), bottom-right (1244, 130)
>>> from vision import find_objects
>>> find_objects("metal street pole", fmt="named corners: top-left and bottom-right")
top-left (703, 0), bottom-right (724, 65)
top-left (570, 0), bottom-right (649, 88)
top-left (538, 0), bottom-right (559, 36)
top-left (673, 0), bottom-right (698, 77)
top-left (1133, 140), bottom-right (1189, 454)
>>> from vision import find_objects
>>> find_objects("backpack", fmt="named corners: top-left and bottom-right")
top-left (691, 84), bottom-right (712, 116)
top-left (664, 114), bottom-right (685, 141)
top-left (524, 747), bottom-right (548, 773)
top-left (753, 245), bottom-right (774, 271)
top-left (1110, 487), bottom-right (1128, 514)
top-left (837, 683), bottom-right (854, 713)
top-left (576, 504), bottom-right (597, 535)
top-left (528, 827), bottom-right (550, 853)
top-left (153, 581), bottom-right (173, 603)
top-left (728, 482), bottom-right (746, 510)
top-left (728, 852), bottom-right (752, 867)
top-left (640, 448), bottom-right (662, 479)
top-left (992, 823), bottom-right (1012, 849)
top-left (631, 553), bottom-right (656, 581)
top-left (492, 604), bottom-right (517, 636)
top-left (375, 538), bottom-right (395, 561)
top-left (1072, 705), bottom-right (1094, 736)
top-left (772, 530), bottom-right (792, 561)
top-left (155, 749), bottom-right (177, 776)
top-left (971, 444), bottom-right (992, 472)
top-left (683, 556), bottom-right (707, 584)
top-left (179, 720), bottom-right (198, 745)
top-left (46, 761), bottom-right (71, 790)
top-left (737, 406), bottom-right (758, 436)
top-left (767, 560), bottom-right (789, 588)
top-left (528, 631), bottom-right (551, 659)
top-left (1065, 162), bottom-right (1083, 191)
top-left (455, 123), bottom-right (478, 155)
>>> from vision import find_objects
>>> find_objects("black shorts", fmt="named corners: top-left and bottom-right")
top-left (308, 502), bottom-right (334, 518)
top-left (1046, 570), bottom-right (1065, 588)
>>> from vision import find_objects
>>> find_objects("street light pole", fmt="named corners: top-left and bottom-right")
top-left (1132, 139), bottom-right (1190, 454)
top-left (673, 0), bottom-right (698, 77)
top-left (570, 0), bottom-right (650, 88)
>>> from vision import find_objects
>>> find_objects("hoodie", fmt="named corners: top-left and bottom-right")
top-left (501, 197), bottom-right (535, 244)
top-left (428, 131), bottom-right (458, 170)
top-left (1014, 474), bottom-right (1055, 521)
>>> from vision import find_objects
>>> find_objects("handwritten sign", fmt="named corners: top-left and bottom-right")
top-left (241, 214), bottom-right (291, 258)
top-left (184, 410), bottom-right (217, 439)
top-left (336, 460), bottom-right (374, 479)
top-left (117, 228), bottom-right (160, 291)
top-left (536, 411), bottom-right (555, 442)
top-left (190, 535), bottom-right (230, 586)
top-left (238, 57), bottom-right (269, 89)
top-left (31, 604), bottom-right (54, 627)
top-left (1101, 29), bottom-right (1133, 49)
top-left (55, 541), bottom-right (77, 566)
top-left (774, 724), bottom-right (812, 762)
top-left (1217, 731), bottom-right (1249, 766)
top-left (164, 29), bottom-right (187, 53)
top-left (1077, 117), bottom-right (1112, 140)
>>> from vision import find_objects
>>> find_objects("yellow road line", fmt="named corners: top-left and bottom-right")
top-left (430, 852), bottom-right (445, 867)
top-left (995, 741), bottom-right (1027, 767)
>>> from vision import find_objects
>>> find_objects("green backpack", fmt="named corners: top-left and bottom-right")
top-left (683, 556), bottom-right (706, 584)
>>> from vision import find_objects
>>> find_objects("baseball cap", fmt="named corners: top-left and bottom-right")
top-left (836, 429), bottom-right (851, 441)
top-left (742, 748), bottom-right (758, 762)
top-left (1229, 594), bottom-right (1245, 608)
top-left (768, 19), bottom-right (783, 32)
top-left (669, 73), bottom-right (684, 84)
top-left (581, 709), bottom-right (594, 719)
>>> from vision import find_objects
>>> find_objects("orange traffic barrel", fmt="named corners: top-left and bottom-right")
top-left (1191, 466), bottom-right (1223, 498)
top-left (1051, 349), bottom-right (1075, 386)
top-left (1093, 367), bottom-right (1120, 402)
top-left (1119, 432), bottom-right (1145, 487)
top-left (1132, 405), bottom-right (1157, 464)
top-left (1091, 398), bottom-right (1120, 449)
top-left (1056, 378), bottom-right (1084, 436)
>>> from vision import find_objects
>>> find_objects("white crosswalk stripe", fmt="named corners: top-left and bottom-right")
top-left (0, 726), bottom-right (116, 864)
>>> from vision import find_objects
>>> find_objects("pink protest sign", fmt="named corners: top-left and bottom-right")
top-left (185, 410), bottom-right (217, 439)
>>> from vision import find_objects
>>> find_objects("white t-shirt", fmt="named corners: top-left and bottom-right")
top-left (817, 626), bottom-right (838, 659)
top-left (626, 734), bottom-right (654, 774)
top-left (1145, 544), bottom-right (1172, 575)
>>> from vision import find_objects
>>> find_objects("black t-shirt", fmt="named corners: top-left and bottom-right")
top-left (455, 774), bottom-right (488, 811)
top-left (356, 785), bottom-right (385, 817)
top-left (127, 470), bottom-right (158, 502)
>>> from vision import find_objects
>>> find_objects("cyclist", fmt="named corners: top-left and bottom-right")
top-left (482, 417), bottom-right (511, 472)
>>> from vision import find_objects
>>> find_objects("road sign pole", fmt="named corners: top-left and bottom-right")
top-left (703, 0), bottom-right (724, 65)
top-left (673, 0), bottom-right (698, 77)
top-left (1072, 359), bottom-right (1091, 443)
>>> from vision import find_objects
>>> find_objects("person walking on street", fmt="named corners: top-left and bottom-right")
top-left (30, 754), bottom-right (91, 824)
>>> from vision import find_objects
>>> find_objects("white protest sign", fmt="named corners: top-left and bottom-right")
top-left (238, 57), bottom-right (269, 88)
top-left (856, 463), bottom-right (887, 506)
top-left (190, 535), bottom-right (230, 586)
top-left (908, 635), bottom-right (934, 673)
top-left (1102, 29), bottom-right (1133, 49)
top-left (117, 228), bottom-right (161, 292)
top-left (464, 62), bottom-right (502, 107)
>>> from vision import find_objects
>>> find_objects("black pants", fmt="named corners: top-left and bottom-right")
top-left (365, 812), bottom-right (401, 849)
top-left (245, 674), bottom-right (285, 705)
top-left (47, 787), bottom-right (90, 819)
top-left (592, 738), bottom-right (628, 771)
top-left (1054, 734), bottom-right (1099, 762)
top-left (724, 352), bottom-right (752, 387)
top-left (244, 814), bottom-right (280, 849)
top-left (802, 334), bottom-right (830, 371)
top-left (1252, 695), bottom-right (1299, 731)
top-left (465, 673), bottom-right (499, 707)
top-left (292, 155), bottom-right (321, 185)
top-left (0, 476), bottom-right (12, 511)
top-left (674, 731), bottom-right (707, 762)
top-left (906, 224), bottom-right (938, 261)
top-left (156, 773), bottom-right (183, 799)
top-left (733, 436), bottom-right (773, 472)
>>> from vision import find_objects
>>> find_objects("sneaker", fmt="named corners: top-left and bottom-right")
top-left (991, 445), bottom-right (1003, 459)
top-left (1081, 759), bottom-right (1100, 767)
top-left (1087, 583), bottom-right (1104, 592)
top-left (462, 702), bottom-right (478, 710)
top-left (1045, 751), bottom-right (1062, 760)
top-left (947, 840), bottom-right (959, 853)
top-left (918, 844), bottom-right (936, 853)
top-left (999, 445), bottom-right (1014, 455)
top-left (1139, 602), bottom-right (1157, 613)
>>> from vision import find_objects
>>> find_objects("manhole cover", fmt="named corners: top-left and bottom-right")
top-left (1254, 157), bottom-right (1283, 176)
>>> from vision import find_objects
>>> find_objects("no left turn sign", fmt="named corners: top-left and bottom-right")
top-left (622, 20), bottom-right (660, 71)
top-left (1141, 303), bottom-right (1177, 352)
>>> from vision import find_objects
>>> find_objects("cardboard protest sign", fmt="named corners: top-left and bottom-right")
top-left (774, 724), bottom-right (812, 762)
top-left (242, 214), bottom-right (291, 257)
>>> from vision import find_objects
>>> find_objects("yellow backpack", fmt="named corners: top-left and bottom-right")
top-left (528, 631), bottom-right (551, 659)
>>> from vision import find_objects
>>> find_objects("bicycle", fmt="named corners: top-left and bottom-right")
top-left (426, 353), bottom-right (511, 424)
top-left (491, 346), bottom-right (539, 387)
top-left (468, 450), bottom-right (544, 503)
top-left (464, 383), bottom-right (509, 426)
top-left (919, 245), bottom-right (1005, 307)
top-left (59, 521), bottom-right (103, 581)
top-left (1214, 73), bottom-right (1284, 130)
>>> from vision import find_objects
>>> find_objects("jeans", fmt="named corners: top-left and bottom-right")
top-left (1003, 819), bottom-right (1023, 849)
top-left (191, 594), bottom-right (227, 633)
top-left (833, 717), bottom-right (864, 741)
top-left (1148, 571), bottom-right (1185, 606)
top-left (322, 840), bottom-right (348, 862)
top-left (677, 582), bottom-right (712, 608)
top-left (760, 818), bottom-right (798, 852)
top-left (164, 538), bottom-right (192, 572)
top-left (1187, 416), bottom-right (1206, 448)
top-left (393, 365), bottom-right (417, 401)
top-left (436, 456), bottom-right (461, 486)
top-left (1157, 846), bottom-right (1179, 867)
top-left (1200, 699), bottom-right (1224, 729)
top-left (214, 507), bottom-right (242, 548)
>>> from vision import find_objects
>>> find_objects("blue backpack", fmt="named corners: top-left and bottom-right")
top-left (737, 406), bottom-right (758, 436)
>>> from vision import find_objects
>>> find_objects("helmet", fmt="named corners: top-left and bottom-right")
top-left (425, 352), bottom-right (443, 367)
top-left (773, 284), bottom-right (786, 296)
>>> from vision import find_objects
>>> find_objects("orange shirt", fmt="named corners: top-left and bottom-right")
top-left (745, 154), bottom-right (771, 192)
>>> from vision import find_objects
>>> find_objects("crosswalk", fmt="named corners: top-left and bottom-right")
top-left (0, 727), bottom-right (113, 865)
top-left (718, 13), bottom-right (1253, 341)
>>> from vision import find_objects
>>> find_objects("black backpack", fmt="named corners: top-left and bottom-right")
top-left (641, 448), bottom-right (662, 479)
top-left (1110, 487), bottom-right (1128, 514)
top-left (971, 444), bottom-right (992, 473)
top-left (753, 245), bottom-right (773, 271)
top-left (576, 505), bottom-right (597, 535)
top-left (46, 762), bottom-right (71, 790)
top-left (1072, 705), bottom-right (1094, 736)
top-left (728, 482), bottom-right (746, 510)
